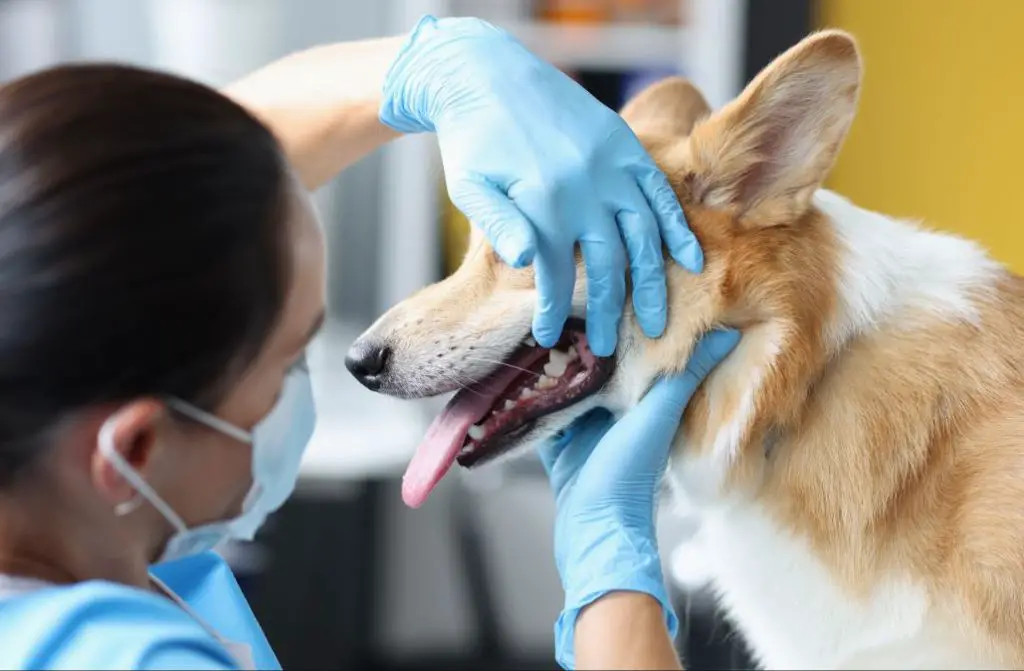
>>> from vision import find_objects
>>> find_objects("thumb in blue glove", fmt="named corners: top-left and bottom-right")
top-left (538, 328), bottom-right (741, 669)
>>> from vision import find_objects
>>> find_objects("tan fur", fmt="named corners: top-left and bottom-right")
top-left (634, 32), bottom-right (1024, 665)
top-left (619, 76), bottom-right (711, 141)
top-left (353, 30), bottom-right (1024, 666)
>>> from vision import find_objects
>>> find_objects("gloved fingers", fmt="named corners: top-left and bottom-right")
top-left (681, 328), bottom-right (741, 387)
top-left (537, 426), bottom-right (574, 479)
top-left (556, 409), bottom-right (615, 477)
top-left (628, 328), bottom-right (739, 422)
top-left (531, 241), bottom-right (578, 350)
top-left (448, 175), bottom-right (537, 268)
top-left (634, 165), bottom-right (703, 274)
top-left (615, 187), bottom-right (668, 339)
top-left (577, 229), bottom-right (628, 357)
top-left (639, 328), bottom-right (741, 410)
top-left (632, 374), bottom-right (702, 425)
top-left (538, 409), bottom-right (614, 494)
top-left (583, 375), bottom-right (692, 478)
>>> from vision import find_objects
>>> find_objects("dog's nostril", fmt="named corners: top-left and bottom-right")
top-left (344, 341), bottom-right (391, 383)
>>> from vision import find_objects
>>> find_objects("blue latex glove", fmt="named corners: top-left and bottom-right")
top-left (538, 328), bottom-right (741, 669)
top-left (379, 15), bottom-right (704, 357)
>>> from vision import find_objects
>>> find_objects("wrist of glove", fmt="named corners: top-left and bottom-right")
top-left (546, 416), bottom-right (678, 670)
top-left (380, 15), bottom-right (515, 134)
top-left (553, 518), bottom-right (678, 670)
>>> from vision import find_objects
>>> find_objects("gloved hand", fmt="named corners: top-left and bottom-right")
top-left (538, 328), bottom-right (741, 669)
top-left (379, 15), bottom-right (704, 357)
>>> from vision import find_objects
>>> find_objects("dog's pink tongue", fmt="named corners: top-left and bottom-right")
top-left (401, 399), bottom-right (481, 508)
top-left (402, 363), bottom-right (526, 508)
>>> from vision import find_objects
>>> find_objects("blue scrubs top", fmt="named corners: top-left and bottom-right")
top-left (0, 551), bottom-right (280, 670)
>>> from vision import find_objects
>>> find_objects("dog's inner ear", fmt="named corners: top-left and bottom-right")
top-left (685, 30), bottom-right (862, 228)
top-left (619, 76), bottom-right (712, 139)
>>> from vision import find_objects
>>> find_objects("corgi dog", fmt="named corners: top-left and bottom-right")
top-left (346, 30), bottom-right (1024, 669)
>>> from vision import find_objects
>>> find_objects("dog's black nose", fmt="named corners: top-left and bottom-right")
top-left (345, 340), bottom-right (391, 389)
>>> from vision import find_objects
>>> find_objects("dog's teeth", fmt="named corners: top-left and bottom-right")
top-left (567, 346), bottom-right (579, 360)
top-left (520, 387), bottom-right (537, 399)
top-left (543, 350), bottom-right (569, 378)
top-left (525, 337), bottom-right (537, 347)
top-left (571, 371), bottom-right (588, 385)
top-left (536, 375), bottom-right (557, 390)
top-left (467, 424), bottom-right (486, 440)
top-left (503, 399), bottom-right (517, 411)
top-left (542, 361), bottom-right (565, 378)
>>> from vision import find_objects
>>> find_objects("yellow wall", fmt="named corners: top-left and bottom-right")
top-left (818, 0), bottom-right (1024, 272)
top-left (441, 180), bottom-right (471, 277)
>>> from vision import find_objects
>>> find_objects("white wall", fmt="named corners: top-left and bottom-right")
top-left (0, 0), bottom-right (63, 80)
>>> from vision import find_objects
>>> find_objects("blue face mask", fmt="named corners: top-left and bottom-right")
top-left (98, 362), bottom-right (317, 564)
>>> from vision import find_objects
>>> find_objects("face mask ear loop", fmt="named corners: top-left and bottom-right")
top-left (165, 397), bottom-right (252, 444)
top-left (98, 414), bottom-right (189, 534)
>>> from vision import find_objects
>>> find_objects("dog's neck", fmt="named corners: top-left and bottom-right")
top-left (678, 189), bottom-right (1001, 500)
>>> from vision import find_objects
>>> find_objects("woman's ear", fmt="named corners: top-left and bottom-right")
top-left (89, 399), bottom-right (164, 509)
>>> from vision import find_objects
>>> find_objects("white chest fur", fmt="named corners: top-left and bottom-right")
top-left (668, 495), bottom-right (1003, 669)
top-left (663, 190), bottom-right (1005, 669)
top-left (671, 498), bottom-right (932, 669)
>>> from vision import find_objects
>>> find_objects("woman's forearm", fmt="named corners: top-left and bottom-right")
top-left (575, 592), bottom-right (684, 670)
top-left (222, 36), bottom-right (405, 191)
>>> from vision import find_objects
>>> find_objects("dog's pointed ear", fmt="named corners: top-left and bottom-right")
top-left (620, 76), bottom-right (712, 138)
top-left (685, 30), bottom-right (862, 227)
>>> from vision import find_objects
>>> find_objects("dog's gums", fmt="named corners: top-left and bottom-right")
top-left (402, 318), bottom-right (614, 508)
top-left (457, 322), bottom-right (611, 466)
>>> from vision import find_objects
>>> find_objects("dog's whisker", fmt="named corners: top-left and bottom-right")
top-left (447, 371), bottom-right (489, 398)
top-left (461, 355), bottom-right (541, 378)
top-left (450, 369), bottom-right (486, 388)
top-left (452, 383), bottom-right (487, 399)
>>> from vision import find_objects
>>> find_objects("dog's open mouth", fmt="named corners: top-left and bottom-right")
top-left (402, 317), bottom-right (614, 508)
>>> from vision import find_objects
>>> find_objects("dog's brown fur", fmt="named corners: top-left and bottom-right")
top-left (353, 30), bottom-right (1024, 666)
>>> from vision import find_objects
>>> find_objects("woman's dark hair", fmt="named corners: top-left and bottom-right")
top-left (0, 63), bottom-right (291, 484)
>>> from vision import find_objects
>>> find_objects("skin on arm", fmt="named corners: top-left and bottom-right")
top-left (222, 37), bottom-right (405, 191)
top-left (575, 592), bottom-right (684, 670)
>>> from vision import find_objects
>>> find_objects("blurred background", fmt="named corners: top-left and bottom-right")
top-left (2, 0), bottom-right (1021, 669)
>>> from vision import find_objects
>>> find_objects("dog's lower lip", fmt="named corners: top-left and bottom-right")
top-left (456, 421), bottom-right (537, 468)
top-left (455, 317), bottom-right (614, 468)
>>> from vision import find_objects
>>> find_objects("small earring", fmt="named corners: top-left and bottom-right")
top-left (114, 494), bottom-right (144, 517)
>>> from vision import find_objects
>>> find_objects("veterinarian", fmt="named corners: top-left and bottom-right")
top-left (0, 15), bottom-right (736, 671)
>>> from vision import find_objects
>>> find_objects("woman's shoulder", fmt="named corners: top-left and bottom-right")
top-left (0, 580), bottom-right (238, 669)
